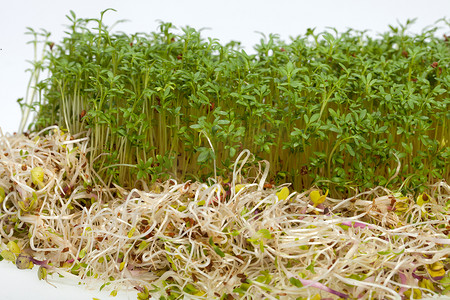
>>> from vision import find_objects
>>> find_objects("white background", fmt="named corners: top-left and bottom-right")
top-left (1, 0), bottom-right (450, 135)
top-left (0, 1), bottom-right (449, 299)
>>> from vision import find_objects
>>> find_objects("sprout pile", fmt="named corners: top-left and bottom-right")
top-left (0, 127), bottom-right (449, 299)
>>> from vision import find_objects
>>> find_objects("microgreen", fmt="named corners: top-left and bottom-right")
top-left (276, 186), bottom-right (290, 201)
top-left (22, 12), bottom-right (449, 196)
top-left (0, 187), bottom-right (5, 203)
top-left (38, 266), bottom-right (48, 281)
top-left (0, 127), bottom-right (448, 299)
top-left (247, 228), bottom-right (274, 252)
top-left (309, 189), bottom-right (328, 207)
top-left (426, 261), bottom-right (446, 279)
top-left (16, 254), bottom-right (34, 270)
top-left (6, 9), bottom-right (450, 300)
top-left (30, 166), bottom-right (45, 188)
top-left (136, 286), bottom-right (150, 300)
top-left (7, 241), bottom-right (20, 255)
top-left (213, 245), bottom-right (225, 258)
top-left (0, 250), bottom-right (16, 262)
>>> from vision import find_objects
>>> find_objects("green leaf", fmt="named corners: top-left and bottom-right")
top-left (213, 245), bottom-right (225, 257)
top-left (233, 283), bottom-right (250, 295)
top-left (310, 113), bottom-right (320, 123)
top-left (257, 229), bottom-right (273, 239)
top-left (229, 147), bottom-right (236, 157)
top-left (0, 187), bottom-right (5, 203)
top-left (346, 143), bottom-right (355, 156)
top-left (259, 241), bottom-right (265, 252)
top-left (304, 114), bottom-right (309, 124)
top-left (31, 166), bottom-right (45, 188)
top-left (79, 248), bottom-right (87, 258)
top-left (7, 241), bottom-right (21, 254)
top-left (231, 230), bottom-right (240, 236)
top-left (289, 277), bottom-right (303, 288)
top-left (127, 227), bottom-right (136, 238)
top-left (306, 261), bottom-right (316, 274)
top-left (38, 266), bottom-right (48, 280)
top-left (183, 283), bottom-right (199, 294)
top-left (0, 250), bottom-right (15, 262)
top-left (197, 150), bottom-right (210, 163)
top-left (217, 119), bottom-right (230, 125)
top-left (99, 282), bottom-right (111, 291)
top-left (138, 241), bottom-right (148, 251)
top-left (137, 170), bottom-right (146, 180)
top-left (348, 274), bottom-right (367, 281)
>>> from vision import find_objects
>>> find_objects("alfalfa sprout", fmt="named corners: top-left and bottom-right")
top-left (0, 127), bottom-right (448, 299)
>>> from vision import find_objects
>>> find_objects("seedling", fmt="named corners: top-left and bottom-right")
top-left (0, 126), bottom-right (447, 299)
top-left (21, 11), bottom-right (449, 196)
top-left (3, 9), bottom-right (450, 300)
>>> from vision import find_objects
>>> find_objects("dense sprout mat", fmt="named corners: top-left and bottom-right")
top-left (0, 127), bottom-right (448, 299)
top-left (23, 13), bottom-right (450, 196)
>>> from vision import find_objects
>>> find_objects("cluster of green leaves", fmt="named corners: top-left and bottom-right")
top-left (29, 11), bottom-right (449, 194)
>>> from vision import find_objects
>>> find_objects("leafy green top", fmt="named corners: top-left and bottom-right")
top-left (24, 11), bottom-right (450, 195)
